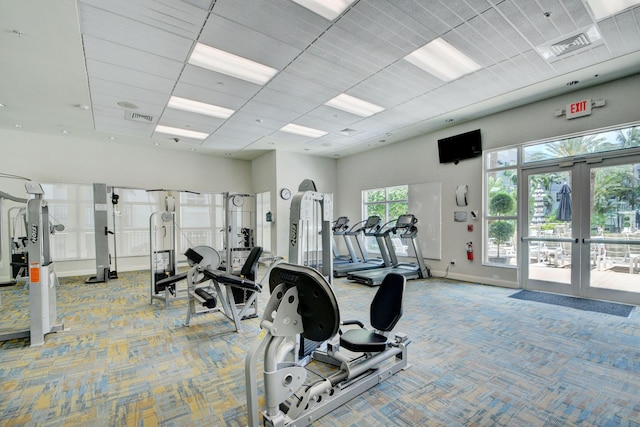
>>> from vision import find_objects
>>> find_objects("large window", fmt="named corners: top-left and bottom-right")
top-left (362, 185), bottom-right (408, 254)
top-left (116, 188), bottom-right (159, 257)
top-left (178, 192), bottom-right (224, 253)
top-left (484, 149), bottom-right (519, 266)
top-left (41, 183), bottom-right (93, 260)
top-left (523, 124), bottom-right (640, 163)
top-left (484, 122), bottom-right (640, 267)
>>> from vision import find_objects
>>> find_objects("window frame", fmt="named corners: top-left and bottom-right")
top-left (361, 185), bottom-right (409, 254)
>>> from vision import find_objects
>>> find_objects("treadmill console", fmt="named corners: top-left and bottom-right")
top-left (333, 216), bottom-right (349, 232)
top-left (395, 214), bottom-right (417, 228)
top-left (364, 215), bottom-right (381, 228)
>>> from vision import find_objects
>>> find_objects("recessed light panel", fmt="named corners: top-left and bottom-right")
top-left (325, 94), bottom-right (385, 117)
top-left (189, 43), bottom-right (278, 85)
top-left (585, 0), bottom-right (640, 20)
top-left (280, 123), bottom-right (328, 138)
top-left (168, 96), bottom-right (235, 119)
top-left (405, 38), bottom-right (482, 82)
top-left (291, 0), bottom-right (356, 20)
top-left (155, 125), bottom-right (209, 140)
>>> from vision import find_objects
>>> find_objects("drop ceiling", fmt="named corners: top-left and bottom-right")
top-left (1, 0), bottom-right (640, 160)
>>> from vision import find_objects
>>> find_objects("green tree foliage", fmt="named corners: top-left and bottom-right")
top-left (489, 192), bottom-right (515, 216)
top-left (489, 220), bottom-right (515, 258)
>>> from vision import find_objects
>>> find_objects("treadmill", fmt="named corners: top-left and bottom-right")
top-left (333, 216), bottom-right (387, 277)
top-left (347, 214), bottom-right (430, 286)
top-left (331, 216), bottom-right (359, 265)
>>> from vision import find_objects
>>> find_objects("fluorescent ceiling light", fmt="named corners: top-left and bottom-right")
top-left (585, 0), bottom-right (640, 19)
top-left (325, 93), bottom-right (385, 117)
top-left (280, 123), bottom-right (328, 138)
top-left (405, 38), bottom-right (482, 82)
top-left (189, 43), bottom-right (278, 85)
top-left (291, 0), bottom-right (356, 20)
top-left (168, 96), bottom-right (234, 119)
top-left (155, 125), bottom-right (209, 140)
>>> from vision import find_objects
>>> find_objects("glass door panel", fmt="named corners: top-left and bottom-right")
top-left (522, 169), bottom-right (575, 292)
top-left (521, 156), bottom-right (640, 305)
top-left (585, 160), bottom-right (640, 302)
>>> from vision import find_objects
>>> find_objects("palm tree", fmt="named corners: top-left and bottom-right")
top-left (616, 126), bottom-right (640, 148)
top-left (547, 135), bottom-right (607, 157)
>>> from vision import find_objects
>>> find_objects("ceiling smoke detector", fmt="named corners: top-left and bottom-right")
top-left (339, 128), bottom-right (358, 136)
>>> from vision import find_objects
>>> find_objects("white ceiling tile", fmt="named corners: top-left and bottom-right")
top-left (79, 0), bottom-right (208, 36)
top-left (171, 81), bottom-right (248, 111)
top-left (211, 0), bottom-right (326, 49)
top-left (197, 14), bottom-right (301, 70)
top-left (90, 90), bottom-right (165, 119)
top-left (496, 1), bottom-right (546, 47)
top-left (159, 109), bottom-right (224, 133)
top-left (78, 4), bottom-right (194, 61)
top-left (94, 115), bottom-right (155, 137)
top-left (86, 59), bottom-right (176, 94)
top-left (178, 65), bottom-right (262, 100)
top-left (82, 36), bottom-right (184, 80)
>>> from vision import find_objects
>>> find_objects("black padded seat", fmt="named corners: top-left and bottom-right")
top-left (340, 272), bottom-right (405, 353)
top-left (202, 246), bottom-right (264, 293)
top-left (339, 328), bottom-right (389, 352)
top-left (202, 270), bottom-right (262, 292)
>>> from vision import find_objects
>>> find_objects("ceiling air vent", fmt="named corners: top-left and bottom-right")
top-left (124, 111), bottom-right (154, 123)
top-left (536, 25), bottom-right (603, 62)
top-left (550, 33), bottom-right (591, 57)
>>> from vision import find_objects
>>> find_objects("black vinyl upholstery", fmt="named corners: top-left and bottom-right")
top-left (269, 263), bottom-right (340, 342)
top-left (202, 246), bottom-right (264, 292)
top-left (370, 273), bottom-right (405, 332)
top-left (240, 246), bottom-right (263, 281)
top-left (340, 273), bottom-right (405, 353)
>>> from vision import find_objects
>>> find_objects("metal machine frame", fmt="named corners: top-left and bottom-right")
top-left (0, 183), bottom-right (63, 346)
top-left (245, 263), bottom-right (410, 427)
top-left (288, 179), bottom-right (333, 282)
top-left (149, 210), bottom-right (181, 308)
top-left (86, 183), bottom-right (118, 283)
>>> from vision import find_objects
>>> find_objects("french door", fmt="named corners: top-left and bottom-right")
top-left (520, 155), bottom-right (640, 305)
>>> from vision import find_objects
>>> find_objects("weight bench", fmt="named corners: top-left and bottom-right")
top-left (185, 246), bottom-right (264, 332)
top-left (245, 263), bottom-right (410, 427)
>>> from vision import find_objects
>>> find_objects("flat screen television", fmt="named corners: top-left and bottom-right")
top-left (437, 129), bottom-right (482, 164)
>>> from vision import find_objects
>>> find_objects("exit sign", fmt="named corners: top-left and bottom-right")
top-left (566, 98), bottom-right (592, 119)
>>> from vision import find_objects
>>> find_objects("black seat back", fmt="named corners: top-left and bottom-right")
top-left (241, 246), bottom-right (263, 281)
top-left (370, 273), bottom-right (405, 332)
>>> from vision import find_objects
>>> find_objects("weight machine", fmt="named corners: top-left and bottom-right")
top-left (0, 182), bottom-right (64, 345)
top-left (221, 192), bottom-right (260, 315)
top-left (289, 179), bottom-right (333, 282)
top-left (149, 210), bottom-right (182, 308)
top-left (245, 263), bottom-right (410, 427)
top-left (183, 245), bottom-right (265, 332)
top-left (86, 183), bottom-right (118, 283)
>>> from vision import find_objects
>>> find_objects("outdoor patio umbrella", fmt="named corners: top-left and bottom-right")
top-left (556, 183), bottom-right (572, 222)
top-left (532, 184), bottom-right (546, 225)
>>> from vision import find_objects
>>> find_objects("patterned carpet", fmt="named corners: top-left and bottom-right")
top-left (1, 269), bottom-right (639, 426)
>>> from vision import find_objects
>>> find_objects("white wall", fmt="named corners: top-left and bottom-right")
top-left (0, 129), bottom-right (252, 279)
top-left (336, 72), bottom-right (640, 287)
top-left (251, 152), bottom-right (277, 253)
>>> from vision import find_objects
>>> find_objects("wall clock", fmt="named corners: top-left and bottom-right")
top-left (280, 188), bottom-right (291, 200)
